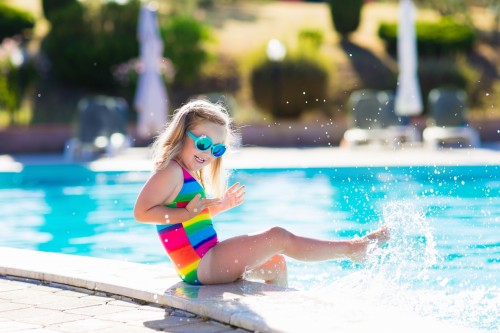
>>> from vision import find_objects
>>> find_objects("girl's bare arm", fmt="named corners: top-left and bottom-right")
top-left (134, 163), bottom-right (221, 224)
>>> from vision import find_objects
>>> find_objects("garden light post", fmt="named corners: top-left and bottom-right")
top-left (266, 39), bottom-right (286, 115)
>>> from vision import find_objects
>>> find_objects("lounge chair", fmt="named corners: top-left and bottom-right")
top-left (64, 95), bottom-right (131, 160)
top-left (378, 90), bottom-right (420, 145)
top-left (422, 88), bottom-right (480, 148)
top-left (342, 90), bottom-right (420, 147)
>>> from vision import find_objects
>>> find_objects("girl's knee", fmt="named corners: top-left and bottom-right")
top-left (265, 254), bottom-right (288, 287)
top-left (265, 227), bottom-right (293, 252)
top-left (271, 254), bottom-right (287, 271)
top-left (267, 226), bottom-right (292, 243)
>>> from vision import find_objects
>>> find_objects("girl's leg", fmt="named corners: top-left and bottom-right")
top-left (197, 226), bottom-right (388, 286)
top-left (245, 254), bottom-right (288, 287)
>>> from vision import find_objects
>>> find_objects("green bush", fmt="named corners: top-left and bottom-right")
top-left (417, 58), bottom-right (471, 112)
top-left (0, 39), bottom-right (36, 125)
top-left (325, 0), bottom-right (363, 37)
top-left (378, 18), bottom-right (476, 57)
top-left (250, 57), bottom-right (328, 119)
top-left (0, 3), bottom-right (35, 41)
top-left (161, 15), bottom-right (213, 86)
top-left (41, 0), bottom-right (77, 22)
top-left (298, 28), bottom-right (324, 51)
top-left (42, 1), bottom-right (139, 89)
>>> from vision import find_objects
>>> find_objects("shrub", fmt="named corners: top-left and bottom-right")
top-left (417, 58), bottom-right (476, 112)
top-left (41, 0), bottom-right (77, 22)
top-left (0, 38), bottom-right (36, 125)
top-left (250, 57), bottom-right (328, 119)
top-left (42, 1), bottom-right (140, 89)
top-left (298, 28), bottom-right (324, 51)
top-left (378, 18), bottom-right (476, 57)
top-left (325, 0), bottom-right (363, 38)
top-left (160, 15), bottom-right (213, 86)
top-left (0, 3), bottom-right (35, 42)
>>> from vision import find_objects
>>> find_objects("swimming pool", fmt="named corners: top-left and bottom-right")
top-left (0, 164), bottom-right (498, 331)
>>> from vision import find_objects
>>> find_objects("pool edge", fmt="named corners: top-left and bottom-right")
top-left (0, 247), bottom-right (485, 333)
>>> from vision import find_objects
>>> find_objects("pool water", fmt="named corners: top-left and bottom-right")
top-left (0, 164), bottom-right (498, 331)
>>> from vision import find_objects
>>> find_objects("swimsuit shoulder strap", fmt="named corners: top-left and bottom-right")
top-left (173, 160), bottom-right (195, 183)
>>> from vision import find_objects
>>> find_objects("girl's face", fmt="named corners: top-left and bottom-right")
top-left (179, 121), bottom-right (226, 172)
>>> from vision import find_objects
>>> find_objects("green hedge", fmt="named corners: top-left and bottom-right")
top-left (250, 57), bottom-right (328, 119)
top-left (0, 3), bottom-right (35, 41)
top-left (378, 18), bottom-right (476, 57)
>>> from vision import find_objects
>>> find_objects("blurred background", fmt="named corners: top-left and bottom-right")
top-left (0, 0), bottom-right (499, 153)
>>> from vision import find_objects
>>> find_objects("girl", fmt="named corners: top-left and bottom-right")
top-left (134, 99), bottom-right (389, 287)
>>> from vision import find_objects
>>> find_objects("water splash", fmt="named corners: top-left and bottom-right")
top-left (369, 201), bottom-right (438, 286)
top-left (312, 201), bottom-right (498, 331)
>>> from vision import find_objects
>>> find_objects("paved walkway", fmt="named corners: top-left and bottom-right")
top-left (0, 276), bottom-right (247, 333)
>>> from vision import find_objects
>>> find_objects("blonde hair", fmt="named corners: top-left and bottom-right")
top-left (150, 99), bottom-right (236, 196)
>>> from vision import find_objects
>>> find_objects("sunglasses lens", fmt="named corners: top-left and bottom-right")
top-left (196, 137), bottom-right (212, 151)
top-left (212, 144), bottom-right (226, 157)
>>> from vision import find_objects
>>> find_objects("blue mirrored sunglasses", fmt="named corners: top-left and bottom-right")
top-left (187, 132), bottom-right (227, 158)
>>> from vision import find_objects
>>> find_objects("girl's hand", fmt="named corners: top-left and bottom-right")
top-left (219, 182), bottom-right (245, 212)
top-left (185, 194), bottom-right (222, 218)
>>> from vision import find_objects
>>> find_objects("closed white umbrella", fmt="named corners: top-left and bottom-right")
top-left (134, 3), bottom-right (168, 139)
top-left (395, 0), bottom-right (422, 116)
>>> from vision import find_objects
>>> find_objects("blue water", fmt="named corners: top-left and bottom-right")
top-left (0, 164), bottom-right (498, 330)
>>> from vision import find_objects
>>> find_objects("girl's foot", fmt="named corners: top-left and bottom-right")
top-left (349, 226), bottom-right (390, 262)
top-left (365, 225), bottom-right (390, 246)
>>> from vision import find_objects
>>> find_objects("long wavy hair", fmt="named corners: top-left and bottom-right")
top-left (150, 99), bottom-right (236, 196)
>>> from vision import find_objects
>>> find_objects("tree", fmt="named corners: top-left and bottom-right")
top-left (325, 0), bottom-right (364, 38)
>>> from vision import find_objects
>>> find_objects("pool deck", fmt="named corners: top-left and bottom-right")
top-left (2, 145), bottom-right (500, 172)
top-left (1, 146), bottom-right (498, 332)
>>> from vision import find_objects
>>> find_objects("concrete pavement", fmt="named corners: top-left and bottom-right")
top-left (0, 275), bottom-right (247, 333)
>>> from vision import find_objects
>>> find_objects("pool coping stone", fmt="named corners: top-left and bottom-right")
top-left (0, 247), bottom-right (485, 333)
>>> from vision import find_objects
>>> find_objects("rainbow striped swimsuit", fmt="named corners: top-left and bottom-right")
top-left (156, 164), bottom-right (219, 285)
